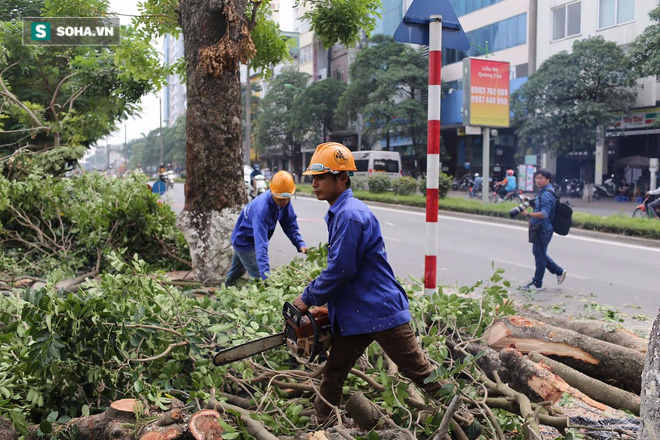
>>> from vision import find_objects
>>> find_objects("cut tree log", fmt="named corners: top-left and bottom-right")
top-left (0, 415), bottom-right (17, 440)
top-left (51, 398), bottom-right (141, 440)
top-left (499, 347), bottom-right (627, 419)
top-left (486, 316), bottom-right (644, 393)
top-left (528, 352), bottom-right (640, 416)
top-left (519, 310), bottom-right (648, 353)
top-left (188, 409), bottom-right (223, 440)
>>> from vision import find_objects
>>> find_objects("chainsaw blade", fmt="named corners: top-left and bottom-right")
top-left (213, 332), bottom-right (286, 366)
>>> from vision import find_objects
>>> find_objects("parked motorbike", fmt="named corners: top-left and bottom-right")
top-left (594, 175), bottom-right (616, 200)
top-left (561, 178), bottom-right (584, 198)
top-left (632, 194), bottom-right (659, 219)
top-left (453, 174), bottom-right (474, 192)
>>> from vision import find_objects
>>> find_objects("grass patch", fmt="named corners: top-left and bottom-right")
top-left (295, 184), bottom-right (660, 239)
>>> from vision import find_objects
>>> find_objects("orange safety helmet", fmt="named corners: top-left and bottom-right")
top-left (303, 142), bottom-right (357, 176)
top-left (270, 170), bottom-right (296, 199)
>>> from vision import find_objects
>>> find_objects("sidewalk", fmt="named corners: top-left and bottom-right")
top-left (449, 190), bottom-right (639, 218)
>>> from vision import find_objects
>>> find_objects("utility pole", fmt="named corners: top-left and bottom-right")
top-left (124, 122), bottom-right (128, 168)
top-left (244, 65), bottom-right (252, 164)
top-left (159, 94), bottom-right (164, 165)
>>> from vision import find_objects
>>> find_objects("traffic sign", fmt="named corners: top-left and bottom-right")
top-left (152, 180), bottom-right (166, 196)
top-left (393, 0), bottom-right (469, 49)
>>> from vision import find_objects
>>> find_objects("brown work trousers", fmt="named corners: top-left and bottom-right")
top-left (314, 322), bottom-right (442, 420)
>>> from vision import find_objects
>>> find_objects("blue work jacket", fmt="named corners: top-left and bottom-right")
top-left (531, 184), bottom-right (556, 232)
top-left (231, 190), bottom-right (306, 278)
top-left (301, 189), bottom-right (411, 336)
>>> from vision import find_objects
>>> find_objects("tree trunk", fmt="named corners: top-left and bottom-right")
top-left (520, 309), bottom-right (648, 353)
top-left (178, 0), bottom-right (253, 281)
top-left (486, 316), bottom-right (644, 393)
top-left (641, 309), bottom-right (660, 439)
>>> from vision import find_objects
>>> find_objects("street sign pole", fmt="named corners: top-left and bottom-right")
top-left (425, 15), bottom-right (442, 295)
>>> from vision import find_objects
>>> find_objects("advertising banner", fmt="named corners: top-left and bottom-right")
top-left (462, 58), bottom-right (510, 127)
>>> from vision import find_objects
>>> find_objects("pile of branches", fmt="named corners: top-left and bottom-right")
top-left (0, 250), bottom-right (646, 440)
top-left (0, 170), bottom-right (190, 284)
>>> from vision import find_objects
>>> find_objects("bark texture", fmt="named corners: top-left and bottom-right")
top-left (641, 309), bottom-right (660, 439)
top-left (179, 0), bottom-right (254, 281)
top-left (486, 316), bottom-right (644, 393)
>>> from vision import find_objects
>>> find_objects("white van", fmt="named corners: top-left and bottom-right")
top-left (352, 150), bottom-right (402, 178)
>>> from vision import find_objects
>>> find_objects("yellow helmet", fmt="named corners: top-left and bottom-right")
top-left (270, 170), bottom-right (296, 199)
top-left (303, 142), bottom-right (357, 176)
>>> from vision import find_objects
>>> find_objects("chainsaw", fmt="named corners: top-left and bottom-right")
top-left (213, 302), bottom-right (332, 366)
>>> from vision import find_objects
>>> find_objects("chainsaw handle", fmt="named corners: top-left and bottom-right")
top-left (283, 301), bottom-right (308, 327)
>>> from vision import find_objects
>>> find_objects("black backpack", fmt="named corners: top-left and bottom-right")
top-left (547, 191), bottom-right (573, 236)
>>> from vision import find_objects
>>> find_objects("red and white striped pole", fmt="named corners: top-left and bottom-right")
top-left (425, 15), bottom-right (442, 295)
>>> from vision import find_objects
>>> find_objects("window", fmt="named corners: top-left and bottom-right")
top-left (450, 0), bottom-right (505, 17)
top-left (442, 14), bottom-right (527, 65)
top-left (599, 0), bottom-right (634, 28)
top-left (299, 45), bottom-right (313, 65)
top-left (553, 2), bottom-right (581, 40)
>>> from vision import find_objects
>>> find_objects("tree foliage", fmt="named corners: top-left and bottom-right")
top-left (0, 171), bottom-right (189, 279)
top-left (253, 68), bottom-right (309, 169)
top-left (335, 34), bottom-right (428, 150)
top-left (0, 246), bottom-right (516, 437)
top-left (290, 78), bottom-right (347, 144)
top-left (127, 115), bottom-right (186, 171)
top-left (0, 1), bottom-right (168, 176)
top-left (302, 0), bottom-right (381, 49)
top-left (630, 7), bottom-right (660, 78)
top-left (511, 37), bottom-right (637, 154)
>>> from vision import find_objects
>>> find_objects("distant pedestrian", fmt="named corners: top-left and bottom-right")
top-left (519, 168), bottom-right (566, 291)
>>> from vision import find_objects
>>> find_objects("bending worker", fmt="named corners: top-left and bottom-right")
top-left (293, 142), bottom-right (443, 426)
top-left (226, 170), bottom-right (307, 285)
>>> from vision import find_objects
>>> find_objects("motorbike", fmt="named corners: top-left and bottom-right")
top-left (252, 174), bottom-right (268, 199)
top-left (489, 184), bottom-right (524, 203)
top-left (159, 171), bottom-right (175, 190)
top-left (594, 175), bottom-right (616, 200)
top-left (467, 184), bottom-right (482, 199)
top-left (632, 194), bottom-right (659, 219)
top-left (561, 178), bottom-right (584, 198)
top-left (453, 174), bottom-right (474, 192)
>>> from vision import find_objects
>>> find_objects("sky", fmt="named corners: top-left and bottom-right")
top-left (101, 0), bottom-right (161, 147)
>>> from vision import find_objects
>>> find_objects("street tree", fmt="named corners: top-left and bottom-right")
top-left (630, 11), bottom-right (660, 435)
top-left (335, 34), bottom-right (427, 152)
top-left (511, 37), bottom-right (637, 161)
top-left (253, 68), bottom-right (309, 176)
top-left (135, 0), bottom-right (381, 281)
top-left (290, 78), bottom-right (346, 144)
top-left (127, 115), bottom-right (186, 171)
top-left (0, 1), bottom-right (166, 177)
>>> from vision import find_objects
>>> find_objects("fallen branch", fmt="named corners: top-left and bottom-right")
top-left (528, 351), bottom-right (640, 415)
top-left (432, 395), bottom-right (460, 440)
top-left (215, 400), bottom-right (279, 440)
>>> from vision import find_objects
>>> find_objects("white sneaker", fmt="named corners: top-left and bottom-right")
top-left (557, 270), bottom-right (567, 285)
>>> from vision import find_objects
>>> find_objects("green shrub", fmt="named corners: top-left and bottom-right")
top-left (368, 175), bottom-right (392, 193)
top-left (392, 176), bottom-right (419, 195)
top-left (351, 175), bottom-right (369, 191)
top-left (418, 172), bottom-right (452, 198)
top-left (0, 171), bottom-right (189, 279)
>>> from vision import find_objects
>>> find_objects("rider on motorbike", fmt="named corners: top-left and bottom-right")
top-left (496, 169), bottom-right (517, 201)
top-left (647, 185), bottom-right (660, 219)
top-left (471, 173), bottom-right (483, 197)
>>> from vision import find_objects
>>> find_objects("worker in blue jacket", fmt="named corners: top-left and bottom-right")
top-left (293, 143), bottom-right (443, 426)
top-left (227, 171), bottom-right (307, 285)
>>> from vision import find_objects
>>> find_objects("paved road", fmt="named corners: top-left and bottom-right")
top-left (165, 184), bottom-right (657, 328)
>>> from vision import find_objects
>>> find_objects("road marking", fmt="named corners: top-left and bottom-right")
top-left (383, 236), bottom-right (402, 242)
top-left (295, 197), bottom-right (660, 253)
top-left (298, 218), bottom-right (325, 223)
top-left (493, 259), bottom-right (591, 280)
top-left (385, 221), bottom-right (395, 226)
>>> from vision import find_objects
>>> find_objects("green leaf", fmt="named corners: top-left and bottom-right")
top-left (39, 420), bottom-right (52, 434)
